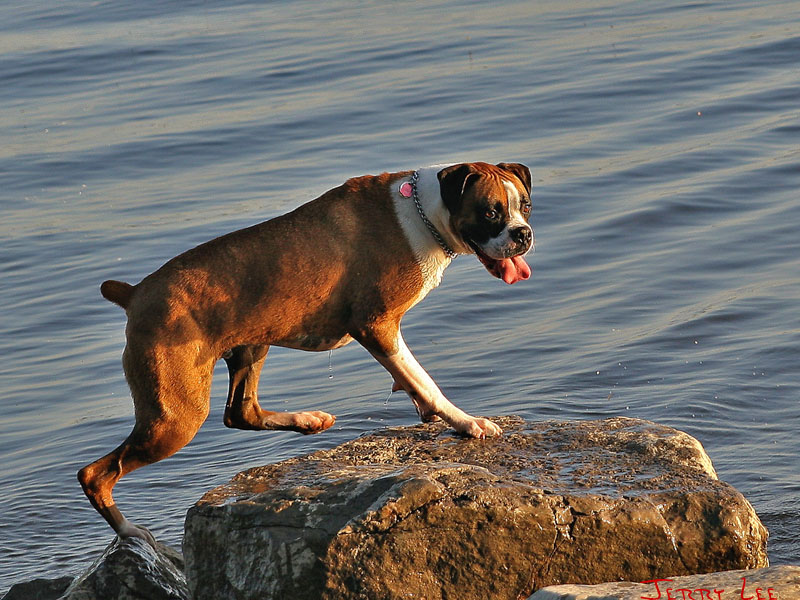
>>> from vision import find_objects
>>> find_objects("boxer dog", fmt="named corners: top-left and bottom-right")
top-left (78, 162), bottom-right (534, 543)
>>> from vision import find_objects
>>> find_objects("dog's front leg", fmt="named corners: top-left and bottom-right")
top-left (358, 328), bottom-right (502, 439)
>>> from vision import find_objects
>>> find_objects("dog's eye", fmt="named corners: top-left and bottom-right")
top-left (521, 200), bottom-right (532, 214)
top-left (484, 209), bottom-right (499, 220)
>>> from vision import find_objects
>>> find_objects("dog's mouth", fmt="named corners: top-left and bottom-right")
top-left (467, 240), bottom-right (531, 285)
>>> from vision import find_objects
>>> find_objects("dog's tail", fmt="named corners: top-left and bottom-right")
top-left (101, 280), bottom-right (135, 309)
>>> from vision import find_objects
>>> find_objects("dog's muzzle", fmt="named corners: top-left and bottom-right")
top-left (510, 225), bottom-right (533, 250)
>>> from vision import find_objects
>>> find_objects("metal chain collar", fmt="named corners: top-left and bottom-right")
top-left (410, 170), bottom-right (458, 259)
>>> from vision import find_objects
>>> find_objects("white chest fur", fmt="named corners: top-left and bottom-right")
top-left (390, 165), bottom-right (461, 306)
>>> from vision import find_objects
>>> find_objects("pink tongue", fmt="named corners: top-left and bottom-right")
top-left (498, 255), bottom-right (531, 285)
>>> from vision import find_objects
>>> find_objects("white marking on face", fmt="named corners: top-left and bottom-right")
top-left (476, 179), bottom-right (533, 260)
top-left (503, 179), bottom-right (528, 226)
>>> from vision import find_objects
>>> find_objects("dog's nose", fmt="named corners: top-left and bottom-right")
top-left (510, 226), bottom-right (532, 247)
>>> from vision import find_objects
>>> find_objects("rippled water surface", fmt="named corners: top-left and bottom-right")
top-left (1, 0), bottom-right (799, 591)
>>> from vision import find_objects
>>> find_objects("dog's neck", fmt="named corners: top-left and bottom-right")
top-left (392, 165), bottom-right (466, 300)
top-left (409, 165), bottom-right (472, 256)
top-left (408, 170), bottom-right (457, 258)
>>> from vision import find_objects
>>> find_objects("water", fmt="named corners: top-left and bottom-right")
top-left (1, 0), bottom-right (798, 591)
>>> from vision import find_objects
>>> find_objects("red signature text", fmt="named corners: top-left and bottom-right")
top-left (640, 577), bottom-right (778, 600)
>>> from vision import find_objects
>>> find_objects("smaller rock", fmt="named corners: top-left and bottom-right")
top-left (59, 537), bottom-right (188, 600)
top-left (528, 565), bottom-right (800, 599)
top-left (1, 576), bottom-right (73, 600)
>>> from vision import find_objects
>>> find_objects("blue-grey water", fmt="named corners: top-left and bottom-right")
top-left (1, 0), bottom-right (798, 592)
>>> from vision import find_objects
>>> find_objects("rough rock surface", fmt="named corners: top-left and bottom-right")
top-left (59, 537), bottom-right (188, 600)
top-left (528, 565), bottom-right (800, 599)
top-left (1, 576), bottom-right (73, 600)
top-left (183, 416), bottom-right (768, 600)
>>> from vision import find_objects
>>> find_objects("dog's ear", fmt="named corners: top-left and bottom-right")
top-left (437, 164), bottom-right (480, 212)
top-left (497, 162), bottom-right (532, 195)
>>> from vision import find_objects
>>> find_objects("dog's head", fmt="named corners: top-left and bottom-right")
top-left (438, 162), bottom-right (534, 284)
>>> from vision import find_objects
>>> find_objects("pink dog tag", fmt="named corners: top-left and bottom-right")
top-left (399, 182), bottom-right (413, 198)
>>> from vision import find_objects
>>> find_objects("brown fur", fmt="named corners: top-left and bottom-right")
top-left (78, 164), bottom-right (530, 544)
top-left (78, 171), bottom-right (427, 542)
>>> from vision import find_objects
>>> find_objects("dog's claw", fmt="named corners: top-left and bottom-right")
top-left (420, 412), bottom-right (442, 423)
top-left (410, 398), bottom-right (442, 424)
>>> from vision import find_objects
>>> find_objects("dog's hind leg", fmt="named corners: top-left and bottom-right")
top-left (222, 344), bottom-right (335, 434)
top-left (78, 341), bottom-right (214, 544)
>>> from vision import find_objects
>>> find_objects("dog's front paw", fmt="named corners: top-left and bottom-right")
top-left (457, 416), bottom-right (503, 439)
top-left (289, 411), bottom-right (336, 435)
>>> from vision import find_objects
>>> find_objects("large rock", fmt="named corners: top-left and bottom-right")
top-left (528, 565), bottom-right (800, 599)
top-left (183, 416), bottom-right (768, 600)
top-left (1, 576), bottom-right (73, 600)
top-left (59, 537), bottom-right (188, 600)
